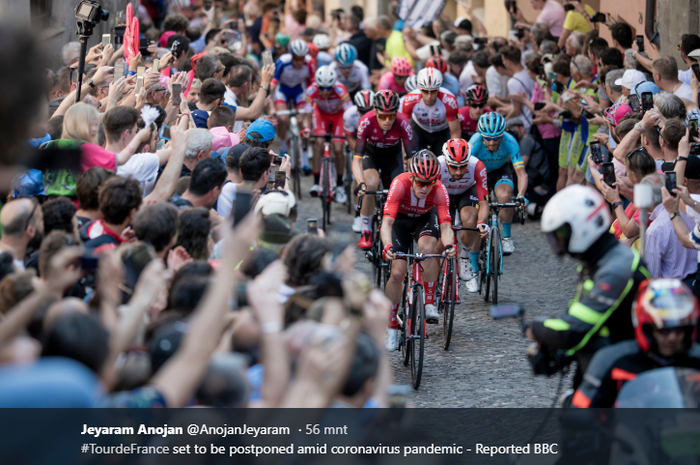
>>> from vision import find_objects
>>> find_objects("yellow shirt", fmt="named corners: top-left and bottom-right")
top-left (562, 5), bottom-right (596, 34)
top-left (385, 30), bottom-right (415, 67)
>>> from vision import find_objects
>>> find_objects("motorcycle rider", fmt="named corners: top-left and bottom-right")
top-left (528, 185), bottom-right (650, 388)
top-left (572, 278), bottom-right (700, 408)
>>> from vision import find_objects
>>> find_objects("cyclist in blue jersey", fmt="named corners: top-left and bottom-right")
top-left (468, 112), bottom-right (528, 254)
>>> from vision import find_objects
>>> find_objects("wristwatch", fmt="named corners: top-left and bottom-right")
top-left (670, 211), bottom-right (680, 221)
top-left (86, 79), bottom-right (95, 88)
top-left (678, 156), bottom-right (689, 162)
top-left (611, 201), bottom-right (623, 210)
top-left (634, 122), bottom-right (644, 132)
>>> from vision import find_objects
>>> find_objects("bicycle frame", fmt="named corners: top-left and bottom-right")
top-left (396, 251), bottom-right (446, 337)
top-left (484, 199), bottom-right (523, 277)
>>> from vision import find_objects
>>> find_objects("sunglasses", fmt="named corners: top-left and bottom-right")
top-left (657, 327), bottom-right (687, 337)
top-left (413, 179), bottom-right (435, 188)
top-left (338, 64), bottom-right (353, 70)
top-left (421, 90), bottom-right (438, 95)
top-left (483, 135), bottom-right (502, 142)
top-left (318, 86), bottom-right (333, 91)
top-left (470, 103), bottom-right (486, 109)
top-left (376, 113), bottom-right (396, 121)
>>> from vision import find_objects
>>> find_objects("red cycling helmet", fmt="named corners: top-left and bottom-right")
top-left (633, 278), bottom-right (699, 353)
top-left (306, 42), bottom-right (319, 59)
top-left (409, 150), bottom-right (441, 181)
top-left (374, 89), bottom-right (400, 112)
top-left (464, 84), bottom-right (489, 104)
top-left (426, 56), bottom-right (448, 74)
top-left (391, 57), bottom-right (412, 77)
top-left (442, 138), bottom-right (471, 167)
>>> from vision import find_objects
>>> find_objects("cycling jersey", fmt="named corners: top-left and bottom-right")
top-left (441, 73), bottom-right (465, 107)
top-left (437, 155), bottom-right (488, 199)
top-left (304, 82), bottom-right (351, 115)
top-left (458, 107), bottom-right (493, 139)
top-left (317, 50), bottom-right (333, 68)
top-left (271, 53), bottom-right (316, 88)
top-left (344, 105), bottom-right (362, 135)
top-left (384, 172), bottom-right (451, 224)
top-left (378, 71), bottom-right (413, 96)
top-left (355, 112), bottom-right (416, 158)
top-left (467, 131), bottom-right (524, 172)
top-left (400, 88), bottom-right (459, 133)
top-left (330, 61), bottom-right (371, 94)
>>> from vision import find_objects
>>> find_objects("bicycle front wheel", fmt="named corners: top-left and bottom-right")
top-left (401, 275), bottom-right (410, 367)
top-left (345, 146), bottom-right (353, 214)
top-left (441, 259), bottom-right (456, 351)
top-left (410, 286), bottom-right (425, 389)
top-left (371, 215), bottom-right (382, 288)
top-left (490, 226), bottom-right (501, 304)
top-left (290, 135), bottom-right (302, 199)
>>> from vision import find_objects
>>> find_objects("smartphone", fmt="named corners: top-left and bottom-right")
top-left (114, 61), bottom-right (125, 78)
top-left (552, 81), bottom-right (564, 94)
top-left (635, 35), bottom-right (645, 53)
top-left (137, 66), bottom-right (145, 77)
top-left (229, 20), bottom-right (238, 30)
top-left (172, 83), bottom-right (182, 106)
top-left (665, 171), bottom-right (677, 196)
top-left (534, 102), bottom-right (546, 111)
top-left (591, 12), bottom-right (606, 23)
top-left (122, 244), bottom-right (154, 292)
top-left (152, 59), bottom-right (160, 72)
top-left (558, 110), bottom-right (573, 119)
top-left (102, 34), bottom-right (111, 48)
top-left (490, 304), bottom-right (524, 319)
top-left (602, 162), bottom-right (616, 187)
top-left (170, 40), bottom-right (180, 58)
top-left (590, 141), bottom-right (602, 164)
top-left (233, 190), bottom-right (252, 225)
top-left (114, 25), bottom-right (126, 45)
top-left (581, 108), bottom-right (595, 119)
top-left (274, 170), bottom-right (286, 189)
top-left (265, 180), bottom-right (275, 191)
top-left (159, 125), bottom-right (171, 141)
top-left (135, 75), bottom-right (144, 94)
top-left (628, 94), bottom-right (641, 112)
top-left (693, 64), bottom-right (700, 81)
top-left (641, 92), bottom-right (654, 113)
top-left (80, 254), bottom-right (99, 271)
top-left (262, 50), bottom-right (274, 68)
top-left (307, 219), bottom-right (318, 235)
top-left (139, 38), bottom-right (151, 56)
top-left (690, 118), bottom-right (698, 141)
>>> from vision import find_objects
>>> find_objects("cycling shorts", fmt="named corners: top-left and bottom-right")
top-left (274, 84), bottom-right (305, 108)
top-left (312, 107), bottom-right (345, 139)
top-left (486, 163), bottom-right (515, 191)
top-left (410, 119), bottom-right (451, 153)
top-left (361, 146), bottom-right (404, 189)
top-left (391, 209), bottom-right (440, 258)
top-left (448, 185), bottom-right (479, 218)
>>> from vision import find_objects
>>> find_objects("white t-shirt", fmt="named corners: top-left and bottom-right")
top-left (686, 193), bottom-right (700, 263)
top-left (507, 69), bottom-right (535, 129)
top-left (459, 61), bottom-right (477, 94)
top-left (485, 65), bottom-right (509, 99)
top-left (674, 82), bottom-right (694, 101)
top-left (225, 86), bottom-right (243, 133)
top-left (217, 182), bottom-right (238, 218)
top-left (117, 152), bottom-right (161, 197)
top-left (679, 68), bottom-right (693, 86)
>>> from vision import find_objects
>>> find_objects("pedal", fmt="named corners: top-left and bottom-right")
top-left (365, 251), bottom-right (374, 262)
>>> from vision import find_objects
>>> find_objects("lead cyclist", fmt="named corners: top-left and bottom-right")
top-left (468, 112), bottom-right (528, 255)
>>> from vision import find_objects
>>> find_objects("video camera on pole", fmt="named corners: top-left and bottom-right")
top-left (74, 0), bottom-right (109, 104)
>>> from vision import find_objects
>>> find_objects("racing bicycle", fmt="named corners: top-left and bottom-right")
top-left (275, 106), bottom-right (307, 200)
top-left (358, 189), bottom-right (389, 289)
top-left (308, 126), bottom-right (342, 231)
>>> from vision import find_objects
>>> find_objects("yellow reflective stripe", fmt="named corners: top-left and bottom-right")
top-left (583, 279), bottom-right (594, 292)
top-left (544, 319), bottom-right (570, 331)
top-left (569, 302), bottom-right (603, 324)
top-left (600, 326), bottom-right (610, 337)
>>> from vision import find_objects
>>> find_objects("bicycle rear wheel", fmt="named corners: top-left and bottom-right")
top-left (491, 227), bottom-right (501, 304)
top-left (483, 241), bottom-right (491, 303)
top-left (410, 286), bottom-right (425, 389)
top-left (371, 216), bottom-right (382, 288)
top-left (345, 145), bottom-right (353, 214)
top-left (441, 259), bottom-right (456, 351)
top-left (290, 135), bottom-right (302, 199)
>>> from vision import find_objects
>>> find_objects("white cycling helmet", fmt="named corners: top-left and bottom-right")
top-left (312, 33), bottom-right (331, 50)
top-left (541, 185), bottom-right (611, 255)
top-left (289, 39), bottom-right (309, 57)
top-left (315, 66), bottom-right (337, 88)
top-left (417, 67), bottom-right (443, 91)
top-left (404, 75), bottom-right (418, 93)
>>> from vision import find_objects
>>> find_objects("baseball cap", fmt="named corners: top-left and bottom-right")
top-left (634, 81), bottom-right (660, 98)
top-left (210, 126), bottom-right (241, 153)
top-left (11, 169), bottom-right (47, 199)
top-left (255, 190), bottom-right (296, 217)
top-left (688, 48), bottom-right (700, 59)
top-left (246, 120), bottom-right (276, 143)
top-left (614, 69), bottom-right (646, 89)
top-left (685, 156), bottom-right (700, 180)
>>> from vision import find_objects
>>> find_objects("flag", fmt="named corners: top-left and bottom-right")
top-left (397, 0), bottom-right (448, 29)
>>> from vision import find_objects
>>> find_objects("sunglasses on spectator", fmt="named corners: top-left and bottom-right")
top-left (483, 135), bottom-right (502, 142)
top-left (470, 103), bottom-right (486, 109)
top-left (376, 112), bottom-right (396, 121)
top-left (413, 179), bottom-right (435, 188)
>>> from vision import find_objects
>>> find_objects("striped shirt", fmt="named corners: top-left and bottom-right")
top-left (645, 204), bottom-right (698, 279)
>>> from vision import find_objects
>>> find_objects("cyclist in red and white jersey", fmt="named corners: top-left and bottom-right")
top-left (345, 90), bottom-right (375, 232)
top-left (381, 151), bottom-right (456, 351)
top-left (378, 57), bottom-right (414, 96)
top-left (438, 139), bottom-right (489, 293)
top-left (400, 67), bottom-right (461, 153)
top-left (459, 84), bottom-right (493, 140)
top-left (353, 90), bottom-right (417, 249)
top-left (303, 66), bottom-right (353, 203)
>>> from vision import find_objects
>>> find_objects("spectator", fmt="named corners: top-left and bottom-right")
top-left (225, 64), bottom-right (274, 131)
top-left (564, 31), bottom-right (584, 57)
top-left (192, 79), bottom-right (227, 128)
top-left (363, 17), bottom-right (392, 72)
top-left (507, 119), bottom-right (551, 214)
top-left (558, 0), bottom-right (596, 50)
top-left (485, 54), bottom-right (511, 106)
top-left (0, 198), bottom-right (44, 271)
top-left (218, 147), bottom-right (271, 217)
top-left (170, 158), bottom-right (227, 210)
top-left (61, 42), bottom-right (80, 67)
top-left (102, 106), bottom-right (154, 171)
top-left (195, 55), bottom-right (225, 82)
top-left (652, 56), bottom-right (694, 101)
top-left (659, 118), bottom-right (687, 170)
top-left (600, 47), bottom-right (624, 69)
top-left (610, 23), bottom-right (633, 53)
top-left (81, 177), bottom-right (142, 251)
top-left (133, 203), bottom-right (180, 260)
top-left (614, 69), bottom-right (646, 98)
top-left (41, 197), bottom-right (77, 237)
top-left (187, 78), bottom-right (202, 104)
top-left (512, 0), bottom-right (566, 38)
top-left (75, 167), bottom-right (114, 229)
top-left (459, 51), bottom-right (489, 93)
top-left (654, 93), bottom-right (688, 119)
top-left (175, 208), bottom-right (213, 261)
top-left (502, 46), bottom-right (534, 130)
top-left (447, 50), bottom-right (469, 83)
top-left (346, 14), bottom-right (372, 66)
top-left (180, 128), bottom-right (214, 177)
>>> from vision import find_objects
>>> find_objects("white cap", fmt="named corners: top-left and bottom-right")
top-left (614, 69), bottom-right (646, 89)
top-left (254, 190), bottom-right (296, 217)
top-left (688, 48), bottom-right (700, 59)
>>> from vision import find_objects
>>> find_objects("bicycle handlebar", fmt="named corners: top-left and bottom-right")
top-left (276, 109), bottom-right (308, 116)
top-left (394, 252), bottom-right (451, 260)
top-left (452, 226), bottom-right (480, 231)
top-left (357, 189), bottom-right (389, 209)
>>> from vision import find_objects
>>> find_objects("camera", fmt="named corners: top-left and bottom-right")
top-left (564, 3), bottom-right (575, 11)
top-left (75, 0), bottom-right (109, 24)
top-left (590, 12), bottom-right (606, 23)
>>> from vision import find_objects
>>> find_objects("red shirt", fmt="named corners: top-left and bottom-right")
top-left (355, 112), bottom-right (416, 157)
top-left (458, 107), bottom-right (493, 136)
top-left (400, 88), bottom-right (458, 133)
top-left (383, 172), bottom-right (451, 224)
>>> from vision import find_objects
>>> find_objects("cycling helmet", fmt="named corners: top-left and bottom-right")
top-left (312, 33), bottom-right (331, 50)
top-left (306, 42), bottom-right (319, 58)
top-left (409, 150), bottom-right (441, 181)
top-left (426, 56), bottom-right (448, 74)
top-left (540, 185), bottom-right (611, 256)
top-left (275, 33), bottom-right (290, 47)
top-left (417, 67), bottom-right (443, 91)
top-left (289, 39), bottom-right (309, 57)
top-left (465, 84), bottom-right (489, 104)
top-left (315, 66), bottom-right (337, 88)
top-left (477, 112), bottom-right (506, 138)
top-left (633, 278), bottom-right (699, 353)
top-left (373, 89), bottom-right (400, 112)
top-left (404, 75), bottom-right (418, 93)
top-left (335, 43), bottom-right (357, 66)
top-left (442, 138), bottom-right (471, 167)
top-left (354, 90), bottom-right (374, 111)
top-left (391, 57), bottom-right (412, 77)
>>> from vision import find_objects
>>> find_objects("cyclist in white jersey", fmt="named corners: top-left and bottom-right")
top-left (344, 90), bottom-right (375, 232)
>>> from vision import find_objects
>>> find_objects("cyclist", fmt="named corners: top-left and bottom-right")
top-left (398, 75), bottom-right (418, 107)
top-left (272, 39), bottom-right (317, 159)
top-left (400, 67), bottom-right (461, 153)
top-left (330, 43), bottom-right (371, 101)
top-left (572, 278), bottom-right (700, 408)
top-left (303, 66), bottom-right (353, 203)
top-left (312, 33), bottom-right (333, 67)
top-left (529, 185), bottom-right (650, 388)
top-left (273, 33), bottom-right (290, 59)
top-left (354, 90), bottom-right (417, 249)
top-left (382, 150), bottom-right (456, 351)
top-left (439, 139), bottom-right (490, 292)
top-left (425, 55), bottom-right (464, 107)
top-left (468, 112), bottom-right (527, 255)
top-left (345, 90), bottom-right (374, 232)
top-left (459, 85), bottom-right (492, 140)
top-left (378, 57), bottom-right (413, 96)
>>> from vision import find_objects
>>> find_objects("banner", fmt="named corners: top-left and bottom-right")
top-left (397, 0), bottom-right (448, 29)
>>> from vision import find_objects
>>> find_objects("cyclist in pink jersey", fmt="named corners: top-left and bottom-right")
top-left (378, 57), bottom-right (413, 96)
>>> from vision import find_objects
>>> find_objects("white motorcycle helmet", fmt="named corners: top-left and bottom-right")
top-left (541, 185), bottom-right (611, 256)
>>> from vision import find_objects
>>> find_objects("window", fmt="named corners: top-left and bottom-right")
top-left (30, 0), bottom-right (52, 30)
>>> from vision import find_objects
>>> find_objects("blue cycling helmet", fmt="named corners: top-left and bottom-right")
top-left (335, 43), bottom-right (357, 66)
top-left (477, 113), bottom-right (506, 138)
